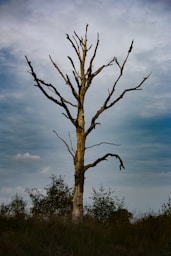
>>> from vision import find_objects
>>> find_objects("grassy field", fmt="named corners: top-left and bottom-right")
top-left (0, 213), bottom-right (171, 256)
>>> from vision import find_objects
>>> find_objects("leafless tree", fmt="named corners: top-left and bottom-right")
top-left (25, 25), bottom-right (150, 223)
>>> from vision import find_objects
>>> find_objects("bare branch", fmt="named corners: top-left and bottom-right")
top-left (85, 24), bottom-right (89, 38)
top-left (128, 40), bottom-right (134, 53)
top-left (85, 106), bottom-right (105, 136)
top-left (74, 31), bottom-right (84, 52)
top-left (72, 35), bottom-right (81, 57)
top-left (87, 44), bottom-right (92, 52)
top-left (66, 33), bottom-right (81, 62)
top-left (65, 74), bottom-right (79, 100)
top-left (105, 40), bottom-right (135, 99)
top-left (68, 132), bottom-right (75, 154)
top-left (74, 24), bottom-right (89, 52)
top-left (120, 40), bottom-right (134, 75)
top-left (114, 57), bottom-right (121, 69)
top-left (85, 57), bottom-right (115, 92)
top-left (67, 56), bottom-right (80, 79)
top-left (94, 58), bottom-right (115, 77)
top-left (85, 32), bottom-right (99, 89)
top-left (104, 40), bottom-right (134, 100)
top-left (49, 55), bottom-right (79, 101)
top-left (53, 130), bottom-right (74, 159)
top-left (88, 33), bottom-right (100, 72)
top-left (37, 78), bottom-right (77, 107)
top-left (84, 153), bottom-right (125, 172)
top-left (86, 73), bottom-right (150, 136)
top-left (72, 70), bottom-right (80, 88)
top-left (49, 55), bottom-right (67, 82)
top-left (85, 41), bottom-right (151, 136)
top-left (25, 56), bottom-right (62, 105)
top-left (62, 112), bottom-right (69, 119)
top-left (86, 141), bottom-right (120, 150)
top-left (25, 56), bottom-right (77, 127)
top-left (106, 73), bottom-right (152, 109)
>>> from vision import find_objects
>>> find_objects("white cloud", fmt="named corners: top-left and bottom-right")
top-left (0, 92), bottom-right (24, 102)
top-left (41, 166), bottom-right (52, 174)
top-left (14, 152), bottom-right (40, 161)
top-left (0, 185), bottom-right (27, 204)
top-left (159, 172), bottom-right (171, 178)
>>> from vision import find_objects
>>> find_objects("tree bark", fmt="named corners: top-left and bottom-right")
top-left (72, 170), bottom-right (85, 223)
top-left (72, 129), bottom-right (85, 223)
top-left (72, 91), bottom-right (86, 223)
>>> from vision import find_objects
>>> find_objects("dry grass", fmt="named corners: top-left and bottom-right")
top-left (0, 213), bottom-right (171, 256)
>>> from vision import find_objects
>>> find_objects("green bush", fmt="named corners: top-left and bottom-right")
top-left (85, 185), bottom-right (125, 223)
top-left (162, 197), bottom-right (171, 216)
top-left (26, 175), bottom-right (73, 218)
top-left (0, 194), bottom-right (27, 219)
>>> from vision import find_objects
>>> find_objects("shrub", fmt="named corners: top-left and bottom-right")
top-left (0, 194), bottom-right (27, 219)
top-left (85, 185), bottom-right (125, 223)
top-left (161, 197), bottom-right (171, 216)
top-left (27, 175), bottom-right (73, 218)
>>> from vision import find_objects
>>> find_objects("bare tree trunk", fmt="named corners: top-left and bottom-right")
top-left (72, 98), bottom-right (86, 223)
top-left (72, 134), bottom-right (85, 223)
top-left (72, 170), bottom-right (85, 223)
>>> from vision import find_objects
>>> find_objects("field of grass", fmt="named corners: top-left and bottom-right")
top-left (0, 213), bottom-right (171, 256)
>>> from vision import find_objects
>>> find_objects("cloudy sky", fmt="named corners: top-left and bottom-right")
top-left (0, 0), bottom-right (171, 214)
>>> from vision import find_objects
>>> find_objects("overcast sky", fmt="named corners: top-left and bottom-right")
top-left (0, 0), bottom-right (171, 214)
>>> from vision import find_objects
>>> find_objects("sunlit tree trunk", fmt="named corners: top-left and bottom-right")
top-left (72, 75), bottom-right (86, 222)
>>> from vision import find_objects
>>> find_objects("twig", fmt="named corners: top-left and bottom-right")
top-left (53, 130), bottom-right (74, 158)
top-left (86, 142), bottom-right (120, 150)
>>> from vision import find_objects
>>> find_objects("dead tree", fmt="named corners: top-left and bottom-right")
top-left (25, 25), bottom-right (150, 223)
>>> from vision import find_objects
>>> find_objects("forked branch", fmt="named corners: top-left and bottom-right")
top-left (106, 73), bottom-right (151, 109)
top-left (85, 40), bottom-right (151, 136)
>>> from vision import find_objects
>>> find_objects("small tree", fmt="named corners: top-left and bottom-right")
top-left (161, 197), bottom-right (171, 216)
top-left (108, 208), bottom-right (133, 225)
top-left (85, 186), bottom-right (125, 223)
top-left (0, 194), bottom-right (27, 218)
top-left (0, 203), bottom-right (11, 218)
top-left (27, 175), bottom-right (73, 217)
top-left (26, 188), bottom-right (46, 216)
top-left (26, 25), bottom-right (150, 223)
top-left (45, 175), bottom-right (73, 216)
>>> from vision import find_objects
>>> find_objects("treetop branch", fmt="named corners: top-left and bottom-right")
top-left (85, 40), bottom-right (151, 137)
top-left (49, 55), bottom-right (79, 101)
top-left (66, 33), bottom-right (81, 62)
top-left (106, 73), bottom-right (152, 109)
